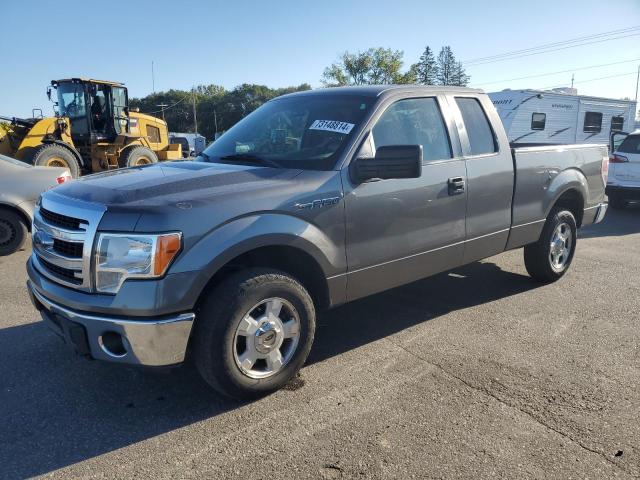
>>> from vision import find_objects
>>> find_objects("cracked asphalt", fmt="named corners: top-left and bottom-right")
top-left (1, 205), bottom-right (639, 479)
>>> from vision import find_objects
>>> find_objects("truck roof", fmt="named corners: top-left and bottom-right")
top-left (53, 78), bottom-right (125, 87)
top-left (278, 85), bottom-right (484, 100)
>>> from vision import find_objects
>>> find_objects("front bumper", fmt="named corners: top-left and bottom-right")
top-left (27, 280), bottom-right (195, 367)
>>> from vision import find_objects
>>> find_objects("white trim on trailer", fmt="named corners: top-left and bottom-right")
top-left (488, 89), bottom-right (637, 146)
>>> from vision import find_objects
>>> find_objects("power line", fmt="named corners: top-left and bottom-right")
top-left (538, 71), bottom-right (639, 90)
top-left (473, 58), bottom-right (640, 86)
top-left (463, 28), bottom-right (640, 66)
top-left (463, 26), bottom-right (640, 64)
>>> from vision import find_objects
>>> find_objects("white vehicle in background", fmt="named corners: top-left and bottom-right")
top-left (608, 130), bottom-right (640, 209)
top-left (489, 89), bottom-right (636, 146)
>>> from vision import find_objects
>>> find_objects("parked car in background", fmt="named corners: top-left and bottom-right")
top-left (0, 154), bottom-right (71, 255)
top-left (608, 130), bottom-right (640, 209)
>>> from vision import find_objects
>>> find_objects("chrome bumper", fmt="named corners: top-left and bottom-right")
top-left (594, 202), bottom-right (608, 224)
top-left (27, 281), bottom-right (195, 367)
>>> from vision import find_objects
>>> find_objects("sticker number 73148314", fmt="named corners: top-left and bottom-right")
top-left (309, 120), bottom-right (355, 134)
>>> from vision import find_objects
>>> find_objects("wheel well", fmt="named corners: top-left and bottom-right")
top-left (0, 204), bottom-right (31, 232)
top-left (198, 246), bottom-right (331, 310)
top-left (553, 189), bottom-right (584, 227)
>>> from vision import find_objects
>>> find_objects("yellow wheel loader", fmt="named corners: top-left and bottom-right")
top-left (0, 78), bottom-right (181, 177)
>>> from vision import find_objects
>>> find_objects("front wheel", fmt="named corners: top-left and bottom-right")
top-left (193, 268), bottom-right (316, 399)
top-left (524, 208), bottom-right (577, 283)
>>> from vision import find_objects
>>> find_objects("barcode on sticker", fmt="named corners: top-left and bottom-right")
top-left (309, 120), bottom-right (355, 134)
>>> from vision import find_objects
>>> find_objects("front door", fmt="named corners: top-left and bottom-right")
top-left (342, 95), bottom-right (467, 301)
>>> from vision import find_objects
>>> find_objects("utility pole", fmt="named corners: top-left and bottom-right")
top-left (635, 64), bottom-right (639, 103)
top-left (156, 103), bottom-right (168, 122)
top-left (571, 73), bottom-right (574, 89)
top-left (192, 88), bottom-right (198, 134)
top-left (214, 109), bottom-right (218, 138)
top-left (151, 61), bottom-right (156, 94)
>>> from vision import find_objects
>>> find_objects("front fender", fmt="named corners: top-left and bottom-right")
top-left (170, 213), bottom-right (346, 301)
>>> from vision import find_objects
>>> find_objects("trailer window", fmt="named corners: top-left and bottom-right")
top-left (531, 113), bottom-right (546, 130)
top-left (455, 97), bottom-right (498, 155)
top-left (611, 116), bottom-right (624, 132)
top-left (583, 112), bottom-right (602, 133)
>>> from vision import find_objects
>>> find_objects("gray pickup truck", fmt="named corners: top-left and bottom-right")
top-left (26, 86), bottom-right (608, 398)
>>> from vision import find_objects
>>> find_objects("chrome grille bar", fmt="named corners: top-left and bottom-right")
top-left (31, 191), bottom-right (106, 292)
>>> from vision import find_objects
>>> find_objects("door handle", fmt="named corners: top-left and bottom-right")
top-left (448, 177), bottom-right (465, 195)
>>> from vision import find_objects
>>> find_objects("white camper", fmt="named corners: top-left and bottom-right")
top-left (489, 89), bottom-right (637, 146)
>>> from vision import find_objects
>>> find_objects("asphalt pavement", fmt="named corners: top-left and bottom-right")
top-left (1, 205), bottom-right (639, 479)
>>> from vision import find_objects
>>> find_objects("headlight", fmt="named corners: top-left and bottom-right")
top-left (94, 232), bottom-right (181, 294)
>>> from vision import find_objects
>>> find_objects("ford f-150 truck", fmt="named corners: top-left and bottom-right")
top-left (26, 86), bottom-right (609, 399)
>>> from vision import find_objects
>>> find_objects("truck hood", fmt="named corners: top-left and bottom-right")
top-left (52, 161), bottom-right (303, 208)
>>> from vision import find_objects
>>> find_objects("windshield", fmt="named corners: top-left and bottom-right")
top-left (57, 83), bottom-right (87, 119)
top-left (199, 94), bottom-right (371, 170)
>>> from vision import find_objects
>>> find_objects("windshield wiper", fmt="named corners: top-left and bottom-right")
top-left (219, 154), bottom-right (281, 168)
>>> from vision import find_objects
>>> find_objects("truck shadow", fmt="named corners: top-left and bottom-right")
top-left (579, 203), bottom-right (640, 239)
top-left (0, 261), bottom-right (538, 478)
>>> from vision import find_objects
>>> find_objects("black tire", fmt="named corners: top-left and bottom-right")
top-left (31, 144), bottom-right (81, 178)
top-left (119, 146), bottom-right (158, 168)
top-left (608, 193), bottom-right (628, 210)
top-left (193, 268), bottom-right (316, 399)
top-left (0, 208), bottom-right (28, 256)
top-left (524, 207), bottom-right (577, 283)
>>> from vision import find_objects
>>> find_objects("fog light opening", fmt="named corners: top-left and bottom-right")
top-left (99, 331), bottom-right (128, 358)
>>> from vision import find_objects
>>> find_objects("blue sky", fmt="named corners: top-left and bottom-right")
top-left (2, 0), bottom-right (639, 117)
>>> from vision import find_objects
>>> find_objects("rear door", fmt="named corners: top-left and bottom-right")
top-left (447, 95), bottom-right (514, 263)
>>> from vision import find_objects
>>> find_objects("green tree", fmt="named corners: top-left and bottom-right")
top-left (322, 48), bottom-right (412, 86)
top-left (413, 46), bottom-right (439, 85)
top-left (436, 46), bottom-right (470, 86)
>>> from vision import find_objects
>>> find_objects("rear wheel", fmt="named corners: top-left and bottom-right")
top-left (524, 207), bottom-right (577, 283)
top-left (193, 268), bottom-right (316, 399)
top-left (119, 146), bottom-right (158, 168)
top-left (0, 208), bottom-right (28, 256)
top-left (608, 193), bottom-right (628, 210)
top-left (31, 144), bottom-right (81, 178)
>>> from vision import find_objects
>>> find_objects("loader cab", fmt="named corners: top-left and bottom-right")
top-left (52, 78), bottom-right (129, 145)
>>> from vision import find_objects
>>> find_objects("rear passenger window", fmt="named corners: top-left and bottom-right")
top-left (531, 112), bottom-right (546, 130)
top-left (455, 97), bottom-right (498, 155)
top-left (583, 112), bottom-right (603, 133)
top-left (372, 97), bottom-right (452, 161)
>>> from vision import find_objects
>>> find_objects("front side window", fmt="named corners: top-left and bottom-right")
top-left (200, 95), bottom-right (371, 170)
top-left (455, 97), bottom-right (498, 155)
top-left (611, 115), bottom-right (624, 132)
top-left (372, 97), bottom-right (452, 161)
top-left (57, 83), bottom-right (87, 119)
top-left (147, 125), bottom-right (161, 143)
top-left (583, 112), bottom-right (603, 133)
top-left (531, 112), bottom-right (546, 130)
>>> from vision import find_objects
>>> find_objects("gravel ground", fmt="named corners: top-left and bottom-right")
top-left (0, 205), bottom-right (638, 479)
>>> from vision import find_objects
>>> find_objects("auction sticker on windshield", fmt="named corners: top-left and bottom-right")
top-left (309, 120), bottom-right (355, 134)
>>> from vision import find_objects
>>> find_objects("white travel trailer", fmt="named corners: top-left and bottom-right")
top-left (489, 89), bottom-right (637, 146)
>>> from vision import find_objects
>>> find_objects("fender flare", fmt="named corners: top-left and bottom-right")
top-left (543, 168), bottom-right (589, 219)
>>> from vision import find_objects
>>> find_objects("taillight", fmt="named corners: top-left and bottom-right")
top-left (609, 154), bottom-right (629, 164)
top-left (602, 155), bottom-right (609, 185)
top-left (56, 173), bottom-right (72, 184)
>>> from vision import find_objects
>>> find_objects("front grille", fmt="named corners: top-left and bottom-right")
top-left (40, 207), bottom-right (84, 231)
top-left (39, 257), bottom-right (82, 284)
top-left (53, 238), bottom-right (83, 258)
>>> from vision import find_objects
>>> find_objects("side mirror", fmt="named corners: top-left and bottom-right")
top-left (351, 145), bottom-right (422, 183)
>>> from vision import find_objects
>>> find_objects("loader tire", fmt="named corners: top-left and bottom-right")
top-left (32, 144), bottom-right (81, 178)
top-left (119, 146), bottom-right (158, 168)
